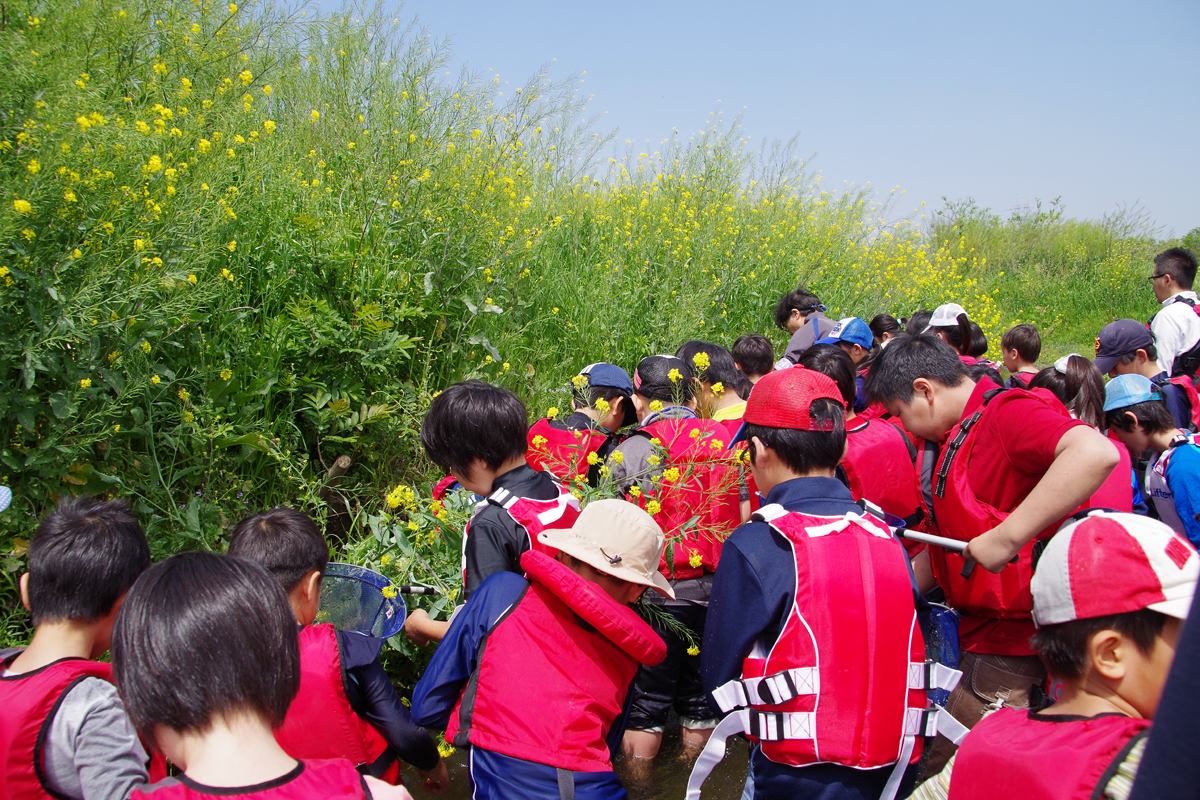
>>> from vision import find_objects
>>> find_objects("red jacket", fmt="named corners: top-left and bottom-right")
top-left (843, 417), bottom-right (922, 529)
top-left (948, 708), bottom-right (1149, 800)
top-left (447, 550), bottom-right (666, 772)
top-left (0, 654), bottom-right (166, 799)
top-left (274, 624), bottom-right (399, 782)
top-left (635, 417), bottom-right (741, 579)
top-left (132, 760), bottom-right (368, 799)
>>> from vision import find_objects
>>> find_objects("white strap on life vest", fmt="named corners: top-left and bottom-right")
top-left (752, 502), bottom-right (789, 522)
top-left (904, 706), bottom-right (970, 745)
top-left (710, 668), bottom-right (819, 713)
top-left (753, 503), bottom-right (893, 539)
top-left (488, 486), bottom-right (581, 526)
top-left (685, 709), bottom-right (816, 800)
top-left (908, 661), bottom-right (963, 693)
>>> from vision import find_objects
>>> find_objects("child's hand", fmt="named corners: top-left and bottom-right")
top-left (963, 525), bottom-right (1022, 573)
top-left (405, 608), bottom-right (433, 647)
top-left (364, 775), bottom-right (414, 799)
top-left (418, 762), bottom-right (450, 793)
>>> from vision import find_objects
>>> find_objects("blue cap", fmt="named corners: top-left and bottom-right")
top-left (815, 317), bottom-right (875, 351)
top-left (1103, 373), bottom-right (1163, 412)
top-left (577, 363), bottom-right (633, 395)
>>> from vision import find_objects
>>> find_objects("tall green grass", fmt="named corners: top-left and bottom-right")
top-left (0, 0), bottom-right (1192, 642)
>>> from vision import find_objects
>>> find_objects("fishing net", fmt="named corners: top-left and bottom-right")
top-left (317, 562), bottom-right (407, 639)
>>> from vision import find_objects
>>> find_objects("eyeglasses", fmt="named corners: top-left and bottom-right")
top-left (1148, 273), bottom-right (1168, 282)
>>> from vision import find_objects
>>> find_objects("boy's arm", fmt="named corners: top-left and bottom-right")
top-left (410, 572), bottom-right (528, 730)
top-left (52, 679), bottom-right (150, 800)
top-left (700, 537), bottom-right (776, 704)
top-left (462, 514), bottom-right (520, 598)
top-left (338, 632), bottom-right (442, 772)
top-left (964, 425), bottom-right (1119, 571)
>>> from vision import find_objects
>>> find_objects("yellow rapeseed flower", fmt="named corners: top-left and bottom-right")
top-left (547, 406), bottom-right (559, 419)
top-left (381, 585), bottom-right (398, 599)
top-left (688, 551), bottom-right (703, 569)
top-left (226, 240), bottom-right (236, 252)
top-left (79, 378), bottom-right (91, 389)
top-left (692, 352), bottom-right (710, 371)
top-left (608, 450), bottom-right (624, 464)
top-left (182, 411), bottom-right (194, 422)
top-left (239, 69), bottom-right (252, 85)
top-left (649, 400), bottom-right (664, 412)
top-left (263, 120), bottom-right (276, 133)
top-left (220, 368), bottom-right (232, 380)
top-left (645, 500), bottom-right (662, 515)
top-left (310, 109), bottom-right (320, 122)
top-left (221, 268), bottom-right (234, 281)
top-left (687, 645), bottom-right (700, 656)
top-left (151, 375), bottom-right (161, 384)
top-left (187, 274), bottom-right (197, 284)
top-left (668, 368), bottom-right (682, 383)
top-left (12, 199), bottom-right (32, 215)
top-left (177, 387), bottom-right (190, 401)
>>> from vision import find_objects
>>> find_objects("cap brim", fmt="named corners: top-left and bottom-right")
top-left (538, 531), bottom-right (676, 600)
top-left (1149, 593), bottom-right (1195, 621)
top-left (730, 421), bottom-right (748, 444)
top-left (1093, 355), bottom-right (1119, 375)
top-left (814, 337), bottom-right (840, 346)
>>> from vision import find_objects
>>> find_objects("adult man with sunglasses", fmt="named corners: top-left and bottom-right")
top-left (1148, 248), bottom-right (1200, 379)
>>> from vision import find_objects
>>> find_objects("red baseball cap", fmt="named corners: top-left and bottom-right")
top-left (731, 367), bottom-right (844, 442)
top-left (1031, 510), bottom-right (1198, 626)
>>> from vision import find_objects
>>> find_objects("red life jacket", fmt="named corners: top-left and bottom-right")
top-left (843, 418), bottom-right (922, 530)
top-left (447, 550), bottom-right (666, 772)
top-left (687, 505), bottom-right (965, 800)
top-left (719, 416), bottom-right (760, 513)
top-left (928, 387), bottom-right (1076, 619)
top-left (273, 625), bottom-right (399, 783)
top-left (526, 417), bottom-right (610, 481)
top-left (132, 759), bottom-right (369, 799)
top-left (1153, 375), bottom-right (1200, 430)
top-left (1088, 438), bottom-right (1133, 512)
top-left (948, 708), bottom-right (1149, 800)
top-left (635, 417), bottom-right (741, 579)
top-left (0, 652), bottom-right (168, 799)
top-left (461, 481), bottom-right (582, 586)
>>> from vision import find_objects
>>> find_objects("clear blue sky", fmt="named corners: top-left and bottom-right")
top-left (335, 0), bottom-right (1199, 235)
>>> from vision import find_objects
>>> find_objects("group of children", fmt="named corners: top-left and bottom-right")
top-left (3, 246), bottom-right (1199, 800)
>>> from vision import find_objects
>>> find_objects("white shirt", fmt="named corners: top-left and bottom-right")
top-left (1151, 290), bottom-right (1200, 375)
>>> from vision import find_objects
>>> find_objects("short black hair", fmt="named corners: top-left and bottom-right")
top-left (773, 288), bottom-right (823, 329)
top-left (732, 334), bottom-right (775, 377)
top-left (1030, 609), bottom-right (1168, 681)
top-left (420, 380), bottom-right (528, 475)
top-left (571, 384), bottom-right (633, 429)
top-left (112, 552), bottom-right (300, 741)
top-left (1117, 342), bottom-right (1159, 364)
top-left (743, 399), bottom-right (845, 475)
top-left (965, 362), bottom-right (1003, 386)
top-left (27, 496), bottom-right (150, 625)
top-left (227, 507), bottom-right (328, 593)
top-left (1155, 247), bottom-right (1197, 290)
top-left (633, 355), bottom-right (695, 403)
top-left (863, 334), bottom-right (969, 404)
top-left (868, 315), bottom-right (902, 343)
top-left (1106, 398), bottom-right (1176, 435)
top-left (797, 344), bottom-right (856, 407)
top-left (904, 311), bottom-right (932, 336)
top-left (675, 340), bottom-right (741, 387)
top-left (1001, 323), bottom-right (1041, 363)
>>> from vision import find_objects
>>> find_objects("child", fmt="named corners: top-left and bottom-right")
top-left (869, 314), bottom-right (903, 348)
top-left (526, 363), bottom-right (633, 486)
top-left (1094, 318), bottom-right (1199, 431)
top-left (863, 334), bottom-right (1119, 769)
top-left (936, 511), bottom-right (1196, 800)
top-left (676, 340), bottom-right (746, 423)
top-left (112, 552), bottom-right (411, 800)
top-left (1105, 374), bottom-right (1200, 547)
top-left (410, 500), bottom-right (670, 800)
top-left (923, 303), bottom-right (979, 363)
top-left (0, 496), bottom-right (162, 800)
top-left (775, 287), bottom-right (836, 364)
top-left (227, 507), bottom-right (448, 792)
top-left (732, 334), bottom-right (775, 387)
top-left (407, 380), bottom-right (581, 645)
top-left (814, 316), bottom-right (876, 411)
top-left (1001, 323), bottom-right (1041, 388)
top-left (693, 367), bottom-right (962, 800)
top-left (607, 354), bottom-right (740, 768)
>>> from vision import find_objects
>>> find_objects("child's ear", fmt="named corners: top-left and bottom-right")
top-left (302, 569), bottom-right (322, 603)
top-left (1137, 349), bottom-right (1151, 365)
top-left (18, 573), bottom-right (31, 612)
top-left (1123, 410), bottom-right (1141, 430)
top-left (911, 377), bottom-right (934, 403)
top-left (1089, 628), bottom-right (1128, 682)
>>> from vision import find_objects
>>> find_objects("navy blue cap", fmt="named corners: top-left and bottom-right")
top-left (1094, 319), bottom-right (1155, 375)
top-left (577, 363), bottom-right (633, 395)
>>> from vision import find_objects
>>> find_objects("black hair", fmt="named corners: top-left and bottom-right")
top-left (965, 362), bottom-right (1004, 386)
top-left (1001, 323), bottom-right (1042, 363)
top-left (797, 344), bottom-right (856, 407)
top-left (111, 552), bottom-right (300, 741)
top-left (420, 380), bottom-right (528, 475)
top-left (931, 311), bottom-right (977, 356)
top-left (862, 334), bottom-right (969, 404)
top-left (26, 496), bottom-right (150, 625)
top-left (675, 340), bottom-right (742, 388)
top-left (571, 384), bottom-right (633, 430)
top-left (773, 287), bottom-right (823, 330)
top-left (1155, 247), bottom-right (1197, 290)
top-left (732, 334), bottom-right (775, 377)
top-left (227, 507), bottom-right (329, 593)
top-left (1117, 342), bottom-right (1159, 364)
top-left (633, 355), bottom-right (695, 403)
top-left (1105, 398), bottom-right (1176, 435)
top-left (868, 314), bottom-right (902, 344)
top-left (1030, 609), bottom-right (1168, 681)
top-left (967, 322), bottom-right (988, 358)
top-left (743, 399), bottom-right (845, 475)
top-left (904, 310), bottom-right (933, 336)
top-left (1028, 356), bottom-right (1106, 429)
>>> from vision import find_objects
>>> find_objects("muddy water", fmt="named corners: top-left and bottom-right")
top-left (400, 729), bottom-right (750, 799)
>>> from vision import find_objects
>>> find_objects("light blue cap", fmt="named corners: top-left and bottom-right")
top-left (1103, 373), bottom-right (1163, 412)
top-left (815, 317), bottom-right (875, 351)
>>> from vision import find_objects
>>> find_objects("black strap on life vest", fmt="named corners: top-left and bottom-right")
top-left (933, 388), bottom-right (1005, 499)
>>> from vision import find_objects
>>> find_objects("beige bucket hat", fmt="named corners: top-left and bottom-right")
top-left (538, 499), bottom-right (675, 600)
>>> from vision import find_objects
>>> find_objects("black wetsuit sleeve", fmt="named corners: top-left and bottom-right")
top-left (343, 657), bottom-right (441, 772)
top-left (463, 513), bottom-right (521, 598)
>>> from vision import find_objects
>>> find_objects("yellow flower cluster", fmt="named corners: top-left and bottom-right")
top-left (386, 484), bottom-right (417, 510)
